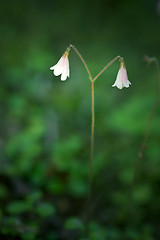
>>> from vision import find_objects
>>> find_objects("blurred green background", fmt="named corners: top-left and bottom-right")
top-left (0, 0), bottom-right (160, 239)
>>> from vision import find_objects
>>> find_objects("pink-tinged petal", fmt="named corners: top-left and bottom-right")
top-left (112, 64), bottom-right (131, 89)
top-left (60, 58), bottom-right (69, 81)
top-left (121, 66), bottom-right (130, 87)
top-left (50, 51), bottom-right (70, 80)
top-left (66, 58), bottom-right (70, 77)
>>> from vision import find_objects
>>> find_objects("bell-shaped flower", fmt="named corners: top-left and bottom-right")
top-left (112, 63), bottom-right (131, 89)
top-left (50, 51), bottom-right (70, 81)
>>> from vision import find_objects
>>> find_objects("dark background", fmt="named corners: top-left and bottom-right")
top-left (0, 0), bottom-right (160, 239)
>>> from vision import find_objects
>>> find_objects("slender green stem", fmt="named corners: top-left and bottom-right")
top-left (128, 56), bottom-right (160, 220)
top-left (138, 57), bottom-right (159, 158)
top-left (93, 56), bottom-right (123, 82)
top-left (69, 44), bottom-right (94, 202)
top-left (68, 45), bottom-right (123, 206)
top-left (89, 81), bottom-right (95, 201)
top-left (70, 44), bottom-right (92, 81)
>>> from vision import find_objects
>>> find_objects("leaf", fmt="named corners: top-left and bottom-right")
top-left (65, 217), bottom-right (84, 230)
top-left (7, 201), bottom-right (30, 214)
top-left (36, 202), bottom-right (56, 217)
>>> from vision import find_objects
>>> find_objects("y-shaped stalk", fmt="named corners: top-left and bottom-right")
top-left (69, 44), bottom-right (124, 202)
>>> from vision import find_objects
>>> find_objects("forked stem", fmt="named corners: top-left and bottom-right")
top-left (68, 44), bottom-right (123, 203)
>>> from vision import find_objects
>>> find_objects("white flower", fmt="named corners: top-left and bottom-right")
top-left (112, 64), bottom-right (131, 89)
top-left (50, 51), bottom-right (70, 81)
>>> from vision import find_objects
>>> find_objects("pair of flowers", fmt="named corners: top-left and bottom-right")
top-left (50, 50), bottom-right (131, 89)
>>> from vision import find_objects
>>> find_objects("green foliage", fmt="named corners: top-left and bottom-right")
top-left (35, 202), bottom-right (56, 217)
top-left (65, 217), bottom-right (84, 230)
top-left (7, 201), bottom-right (31, 214)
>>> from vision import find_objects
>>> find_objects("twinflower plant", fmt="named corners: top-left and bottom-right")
top-left (50, 44), bottom-right (131, 198)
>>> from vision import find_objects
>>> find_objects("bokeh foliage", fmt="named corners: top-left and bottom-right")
top-left (0, 0), bottom-right (160, 239)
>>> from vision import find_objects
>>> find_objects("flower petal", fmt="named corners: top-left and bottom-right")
top-left (50, 51), bottom-right (70, 80)
top-left (112, 64), bottom-right (131, 89)
top-left (61, 73), bottom-right (67, 81)
top-left (65, 57), bottom-right (69, 77)
top-left (50, 65), bottom-right (55, 70)
top-left (121, 66), bottom-right (130, 87)
top-left (54, 66), bottom-right (63, 76)
top-left (116, 79), bottom-right (123, 89)
top-left (123, 80), bottom-right (131, 88)
top-left (61, 59), bottom-right (69, 81)
top-left (50, 56), bottom-right (64, 75)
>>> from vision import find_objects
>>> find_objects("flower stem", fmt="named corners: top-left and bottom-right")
top-left (89, 81), bottom-right (95, 201)
top-left (137, 57), bottom-right (159, 159)
top-left (68, 45), bottom-right (125, 209)
top-left (68, 46), bottom-right (124, 199)
top-left (93, 56), bottom-right (123, 82)
top-left (69, 44), bottom-right (94, 202)
top-left (127, 56), bottom-right (160, 219)
top-left (70, 44), bottom-right (92, 81)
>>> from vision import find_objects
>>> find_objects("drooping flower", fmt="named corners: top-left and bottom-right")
top-left (50, 51), bottom-right (70, 81)
top-left (112, 63), bottom-right (131, 89)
